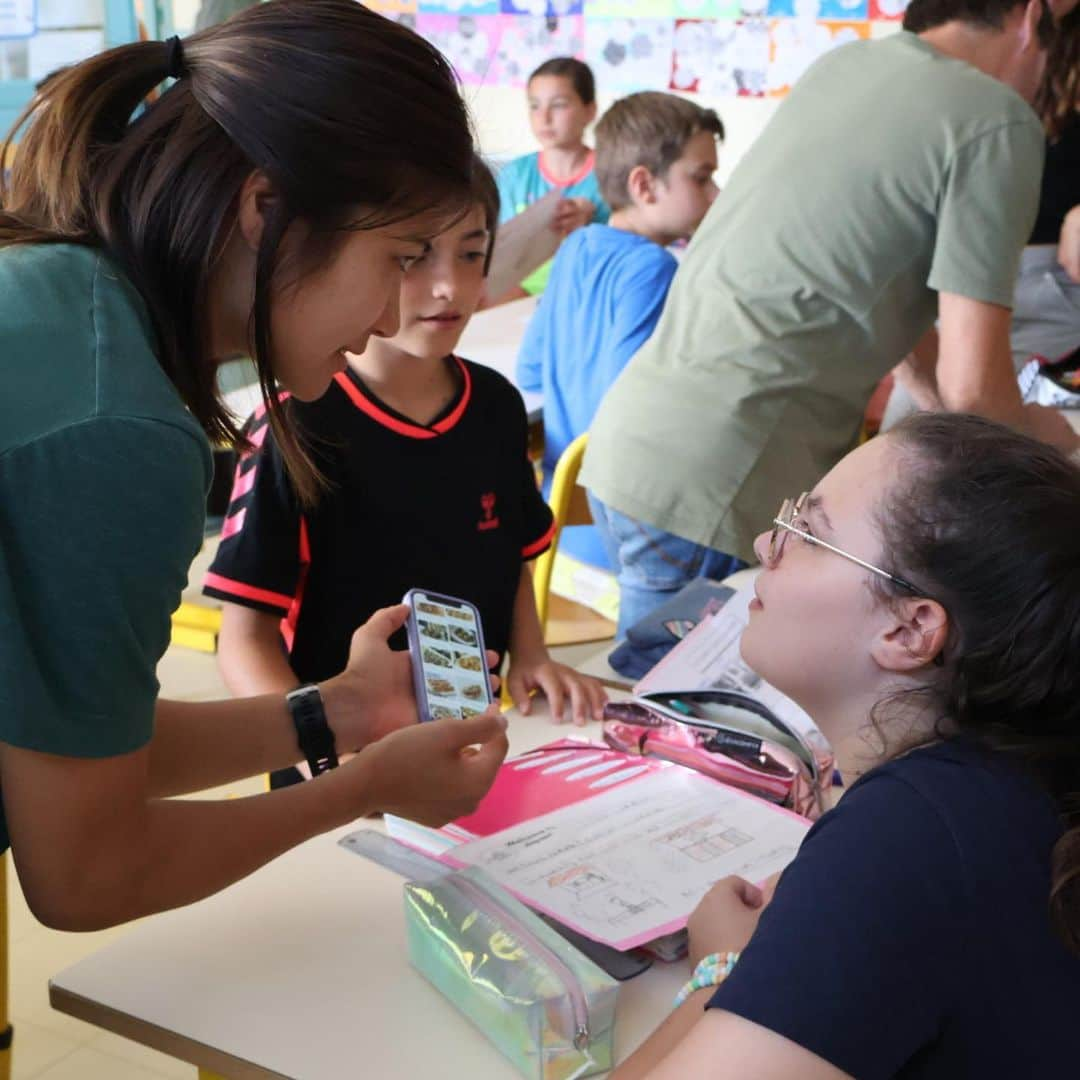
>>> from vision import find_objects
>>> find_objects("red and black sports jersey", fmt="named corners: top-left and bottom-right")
top-left (203, 357), bottom-right (554, 684)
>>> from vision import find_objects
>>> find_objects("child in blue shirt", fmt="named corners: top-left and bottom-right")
top-left (517, 92), bottom-right (724, 568)
top-left (496, 57), bottom-right (609, 297)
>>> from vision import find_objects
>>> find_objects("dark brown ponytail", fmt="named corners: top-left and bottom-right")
top-left (1, 0), bottom-right (475, 504)
top-left (878, 413), bottom-right (1080, 956)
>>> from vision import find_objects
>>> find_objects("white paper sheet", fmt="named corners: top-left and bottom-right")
top-left (635, 580), bottom-right (821, 745)
top-left (449, 766), bottom-right (809, 950)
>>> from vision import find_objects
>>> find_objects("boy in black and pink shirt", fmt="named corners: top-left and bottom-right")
top-left (205, 156), bottom-right (606, 785)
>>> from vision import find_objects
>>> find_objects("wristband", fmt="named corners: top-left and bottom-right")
top-left (673, 950), bottom-right (740, 1008)
top-left (285, 684), bottom-right (338, 777)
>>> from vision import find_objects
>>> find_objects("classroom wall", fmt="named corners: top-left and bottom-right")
top-left (468, 84), bottom-right (781, 183)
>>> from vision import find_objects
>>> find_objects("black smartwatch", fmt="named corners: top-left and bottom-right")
top-left (285, 684), bottom-right (339, 777)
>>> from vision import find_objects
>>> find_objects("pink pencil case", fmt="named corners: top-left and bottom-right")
top-left (602, 689), bottom-right (833, 820)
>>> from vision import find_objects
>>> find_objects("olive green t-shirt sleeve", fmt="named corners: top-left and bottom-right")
top-left (0, 417), bottom-right (207, 758)
top-left (928, 119), bottom-right (1044, 309)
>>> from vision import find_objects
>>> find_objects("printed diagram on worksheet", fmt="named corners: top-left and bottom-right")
top-left (451, 768), bottom-right (809, 950)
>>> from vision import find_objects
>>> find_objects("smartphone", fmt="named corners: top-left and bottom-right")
top-left (403, 589), bottom-right (493, 722)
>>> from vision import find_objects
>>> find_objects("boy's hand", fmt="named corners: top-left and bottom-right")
top-left (687, 874), bottom-right (779, 967)
top-left (506, 652), bottom-right (607, 726)
top-left (550, 197), bottom-right (595, 237)
top-left (348, 708), bottom-right (509, 825)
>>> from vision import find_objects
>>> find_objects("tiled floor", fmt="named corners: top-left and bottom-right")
top-left (12, 539), bottom-right (259, 1080)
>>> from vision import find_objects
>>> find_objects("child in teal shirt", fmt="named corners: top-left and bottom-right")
top-left (496, 57), bottom-right (609, 296)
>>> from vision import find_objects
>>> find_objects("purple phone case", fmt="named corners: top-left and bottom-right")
top-left (403, 588), bottom-right (492, 722)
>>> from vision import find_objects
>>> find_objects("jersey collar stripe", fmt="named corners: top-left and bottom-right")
top-left (537, 149), bottom-right (595, 188)
top-left (203, 571), bottom-right (294, 612)
top-left (431, 356), bottom-right (472, 434)
top-left (521, 518), bottom-right (557, 559)
top-left (332, 356), bottom-right (472, 439)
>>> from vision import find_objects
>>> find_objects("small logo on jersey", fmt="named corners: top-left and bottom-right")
top-left (478, 492), bottom-right (501, 532)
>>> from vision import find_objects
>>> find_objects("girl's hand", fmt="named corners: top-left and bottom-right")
top-left (550, 197), bottom-right (595, 237)
top-left (506, 652), bottom-right (607, 726)
top-left (687, 874), bottom-right (779, 967)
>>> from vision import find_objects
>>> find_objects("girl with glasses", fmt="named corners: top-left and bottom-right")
top-left (615, 412), bottom-right (1080, 1079)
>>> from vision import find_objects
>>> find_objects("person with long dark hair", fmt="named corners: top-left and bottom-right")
top-left (0, 0), bottom-right (508, 932)
top-left (615, 413), bottom-right (1080, 1078)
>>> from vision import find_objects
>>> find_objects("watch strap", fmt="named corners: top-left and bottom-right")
top-left (286, 684), bottom-right (338, 776)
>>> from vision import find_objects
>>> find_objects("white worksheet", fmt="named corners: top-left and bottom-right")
top-left (449, 767), bottom-right (809, 950)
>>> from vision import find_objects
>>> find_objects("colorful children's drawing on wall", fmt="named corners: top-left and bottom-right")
top-left (416, 13), bottom-right (500, 83)
top-left (768, 11), bottom-right (869, 95)
top-left (586, 17), bottom-right (675, 92)
top-left (769, 0), bottom-right (868, 17)
top-left (418, 0), bottom-right (499, 13)
top-left (671, 17), bottom-right (767, 96)
top-left (490, 14), bottom-right (585, 84)
top-left (498, 0), bottom-right (584, 14)
top-left (674, 0), bottom-right (740, 14)
top-left (869, 0), bottom-right (908, 16)
top-left (361, 0), bottom-right (419, 12)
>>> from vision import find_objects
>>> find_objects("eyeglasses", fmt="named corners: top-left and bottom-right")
top-left (769, 493), bottom-right (919, 594)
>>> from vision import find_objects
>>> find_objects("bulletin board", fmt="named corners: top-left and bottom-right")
top-left (0, 0), bottom-right (165, 136)
top-left (366, 0), bottom-right (909, 98)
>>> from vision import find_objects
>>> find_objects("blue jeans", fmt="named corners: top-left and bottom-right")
top-left (587, 495), bottom-right (746, 637)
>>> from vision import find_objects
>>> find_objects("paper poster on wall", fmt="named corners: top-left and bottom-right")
top-left (768, 15), bottom-right (867, 94)
top-left (499, 0), bottom-right (583, 14)
top-left (869, 0), bottom-right (907, 17)
top-left (585, 17), bottom-right (674, 92)
top-left (769, 0), bottom-right (867, 18)
top-left (586, 0), bottom-right (674, 15)
top-left (674, 0), bottom-right (740, 14)
top-left (0, 0), bottom-right (35, 39)
top-left (490, 13), bottom-right (584, 85)
top-left (671, 17), bottom-right (767, 96)
top-left (416, 13), bottom-right (500, 83)
top-left (365, 0), bottom-right (419, 12)
top-left (419, 0), bottom-right (499, 14)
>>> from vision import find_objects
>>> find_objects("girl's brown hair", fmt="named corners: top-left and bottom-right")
top-left (0, 0), bottom-right (475, 503)
top-left (877, 413), bottom-right (1080, 955)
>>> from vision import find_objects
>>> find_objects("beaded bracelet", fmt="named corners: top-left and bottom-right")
top-left (673, 950), bottom-right (740, 1008)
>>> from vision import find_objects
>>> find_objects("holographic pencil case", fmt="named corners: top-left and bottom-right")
top-left (404, 866), bottom-right (618, 1080)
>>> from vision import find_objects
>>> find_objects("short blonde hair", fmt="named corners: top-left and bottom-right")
top-left (595, 92), bottom-right (724, 211)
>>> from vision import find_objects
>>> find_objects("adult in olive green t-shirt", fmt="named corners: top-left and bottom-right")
top-left (0, 6), bottom-right (508, 932)
top-left (582, 0), bottom-right (1080, 634)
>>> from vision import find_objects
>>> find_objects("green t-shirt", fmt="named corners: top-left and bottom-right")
top-left (581, 32), bottom-right (1044, 562)
top-left (0, 243), bottom-right (211, 851)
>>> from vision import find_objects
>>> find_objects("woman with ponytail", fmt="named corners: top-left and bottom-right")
top-left (0, 0), bottom-right (509, 931)
top-left (615, 413), bottom-right (1080, 1078)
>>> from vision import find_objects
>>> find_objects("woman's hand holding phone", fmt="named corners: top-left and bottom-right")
top-left (348, 708), bottom-right (509, 826)
top-left (319, 604), bottom-right (421, 751)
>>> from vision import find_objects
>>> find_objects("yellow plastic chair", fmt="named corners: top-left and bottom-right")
top-left (532, 434), bottom-right (617, 647)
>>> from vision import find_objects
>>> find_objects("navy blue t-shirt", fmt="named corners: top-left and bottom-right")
top-left (708, 739), bottom-right (1080, 1077)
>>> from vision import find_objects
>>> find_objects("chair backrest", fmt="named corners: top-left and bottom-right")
top-left (532, 433), bottom-right (591, 631)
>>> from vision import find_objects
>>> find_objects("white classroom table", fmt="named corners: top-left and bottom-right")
top-left (221, 295), bottom-right (543, 426)
top-left (49, 699), bottom-right (683, 1080)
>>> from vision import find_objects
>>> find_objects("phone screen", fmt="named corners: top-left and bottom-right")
top-left (406, 590), bottom-right (492, 721)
